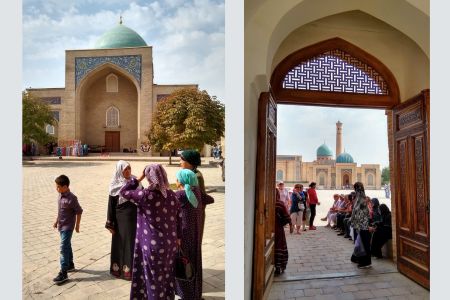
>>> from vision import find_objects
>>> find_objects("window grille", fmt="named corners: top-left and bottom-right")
top-left (106, 106), bottom-right (120, 127)
top-left (283, 49), bottom-right (388, 95)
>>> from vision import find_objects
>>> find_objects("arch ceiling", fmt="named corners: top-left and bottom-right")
top-left (245, 0), bottom-right (429, 83)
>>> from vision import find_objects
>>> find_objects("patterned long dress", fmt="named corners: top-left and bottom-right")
top-left (175, 187), bottom-right (203, 300)
top-left (275, 199), bottom-right (292, 272)
top-left (121, 178), bottom-right (181, 300)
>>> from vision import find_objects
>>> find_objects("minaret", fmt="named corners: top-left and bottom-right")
top-left (336, 121), bottom-right (343, 157)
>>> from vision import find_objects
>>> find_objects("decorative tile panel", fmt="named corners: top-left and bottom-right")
top-left (283, 49), bottom-right (389, 95)
top-left (75, 55), bottom-right (142, 87)
top-left (41, 97), bottom-right (61, 104)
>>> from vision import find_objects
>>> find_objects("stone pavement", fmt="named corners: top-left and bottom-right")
top-left (268, 226), bottom-right (429, 300)
top-left (22, 160), bottom-right (224, 299)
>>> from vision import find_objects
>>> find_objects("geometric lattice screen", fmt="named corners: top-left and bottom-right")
top-left (283, 49), bottom-right (389, 95)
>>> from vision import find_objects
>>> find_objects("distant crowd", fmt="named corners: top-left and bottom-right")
top-left (274, 181), bottom-right (392, 275)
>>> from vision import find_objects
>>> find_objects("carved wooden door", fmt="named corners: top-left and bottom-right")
top-left (252, 93), bottom-right (277, 299)
top-left (393, 90), bottom-right (430, 288)
top-left (105, 131), bottom-right (120, 152)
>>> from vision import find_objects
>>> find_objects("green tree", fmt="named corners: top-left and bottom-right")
top-left (147, 88), bottom-right (225, 164)
top-left (381, 166), bottom-right (390, 185)
top-left (22, 91), bottom-right (57, 145)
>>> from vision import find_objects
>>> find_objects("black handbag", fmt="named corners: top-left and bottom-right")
top-left (202, 191), bottom-right (215, 205)
top-left (174, 248), bottom-right (194, 281)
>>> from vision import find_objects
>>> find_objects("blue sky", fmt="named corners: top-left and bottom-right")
top-left (23, 0), bottom-right (225, 101)
top-left (277, 105), bottom-right (389, 169)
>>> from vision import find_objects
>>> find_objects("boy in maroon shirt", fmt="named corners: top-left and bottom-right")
top-left (52, 175), bottom-right (83, 284)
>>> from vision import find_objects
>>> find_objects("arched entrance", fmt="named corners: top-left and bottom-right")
top-left (252, 38), bottom-right (429, 299)
top-left (342, 174), bottom-right (350, 188)
top-left (76, 63), bottom-right (140, 152)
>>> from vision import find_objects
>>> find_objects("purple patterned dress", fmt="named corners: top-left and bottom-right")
top-left (121, 177), bottom-right (181, 300)
top-left (175, 187), bottom-right (203, 300)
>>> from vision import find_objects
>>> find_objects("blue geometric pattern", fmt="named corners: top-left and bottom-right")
top-left (75, 55), bottom-right (142, 87)
top-left (283, 49), bottom-right (388, 95)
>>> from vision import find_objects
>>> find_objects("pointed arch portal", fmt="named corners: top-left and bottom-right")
top-left (270, 37), bottom-right (400, 108)
top-left (253, 38), bottom-right (429, 300)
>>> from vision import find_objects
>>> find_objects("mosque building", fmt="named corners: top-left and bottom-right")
top-left (276, 121), bottom-right (381, 189)
top-left (27, 19), bottom-right (198, 155)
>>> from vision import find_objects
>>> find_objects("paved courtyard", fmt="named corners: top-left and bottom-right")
top-left (22, 159), bottom-right (224, 299)
top-left (268, 189), bottom-right (429, 300)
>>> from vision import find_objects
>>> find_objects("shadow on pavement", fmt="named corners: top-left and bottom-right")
top-left (69, 269), bottom-right (119, 282)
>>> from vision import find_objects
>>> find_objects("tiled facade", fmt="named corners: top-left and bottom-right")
top-left (28, 46), bottom-right (196, 154)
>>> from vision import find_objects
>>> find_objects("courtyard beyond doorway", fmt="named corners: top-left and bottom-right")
top-left (269, 223), bottom-right (429, 299)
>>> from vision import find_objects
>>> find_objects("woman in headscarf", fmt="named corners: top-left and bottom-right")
top-left (370, 198), bottom-right (382, 224)
top-left (275, 189), bottom-right (293, 275)
top-left (120, 164), bottom-right (181, 300)
top-left (180, 150), bottom-right (213, 241)
top-left (174, 169), bottom-right (203, 300)
top-left (370, 204), bottom-right (392, 258)
top-left (350, 182), bottom-right (372, 268)
top-left (105, 160), bottom-right (139, 280)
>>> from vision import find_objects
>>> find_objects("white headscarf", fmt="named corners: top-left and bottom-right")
top-left (109, 160), bottom-right (131, 204)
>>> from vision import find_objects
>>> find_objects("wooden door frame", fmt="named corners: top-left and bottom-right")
top-left (253, 37), bottom-right (430, 298)
top-left (252, 92), bottom-right (277, 300)
top-left (391, 90), bottom-right (430, 288)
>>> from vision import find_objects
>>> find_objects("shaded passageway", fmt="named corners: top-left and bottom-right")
top-left (269, 226), bottom-right (429, 299)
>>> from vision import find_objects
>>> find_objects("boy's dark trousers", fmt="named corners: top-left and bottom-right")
top-left (60, 230), bottom-right (74, 272)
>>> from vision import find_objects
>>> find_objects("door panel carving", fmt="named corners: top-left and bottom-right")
top-left (393, 90), bottom-right (429, 289)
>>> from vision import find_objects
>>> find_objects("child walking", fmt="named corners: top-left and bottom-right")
top-left (53, 175), bottom-right (83, 284)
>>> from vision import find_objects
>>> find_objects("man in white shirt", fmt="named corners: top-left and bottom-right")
top-left (277, 181), bottom-right (290, 210)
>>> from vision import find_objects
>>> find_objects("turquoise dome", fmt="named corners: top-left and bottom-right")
top-left (95, 24), bottom-right (147, 49)
top-left (336, 152), bottom-right (354, 163)
top-left (316, 144), bottom-right (333, 157)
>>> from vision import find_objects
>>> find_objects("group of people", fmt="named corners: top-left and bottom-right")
top-left (322, 184), bottom-right (392, 268)
top-left (274, 181), bottom-right (392, 274)
top-left (52, 150), bottom-right (213, 300)
top-left (276, 181), bottom-right (321, 234)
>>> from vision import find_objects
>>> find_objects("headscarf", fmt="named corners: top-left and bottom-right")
top-left (109, 160), bottom-right (131, 204)
top-left (181, 150), bottom-right (201, 169)
top-left (176, 169), bottom-right (199, 208)
top-left (144, 164), bottom-right (170, 198)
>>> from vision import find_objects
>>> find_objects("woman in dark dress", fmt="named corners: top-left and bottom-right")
top-left (174, 169), bottom-right (203, 300)
top-left (275, 189), bottom-right (293, 275)
top-left (350, 182), bottom-right (372, 268)
top-left (105, 160), bottom-right (139, 280)
top-left (370, 204), bottom-right (392, 258)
